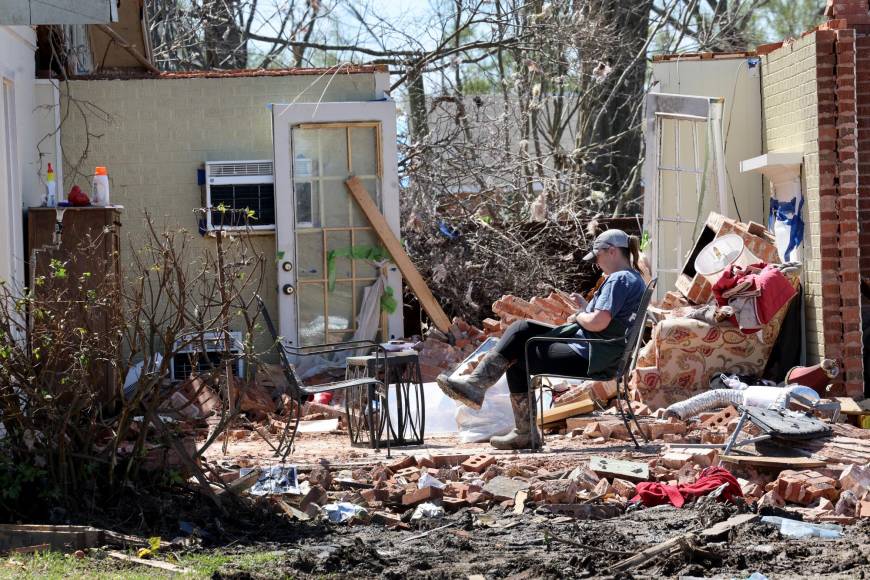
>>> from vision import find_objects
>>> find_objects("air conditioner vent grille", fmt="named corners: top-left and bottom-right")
top-left (209, 161), bottom-right (273, 177)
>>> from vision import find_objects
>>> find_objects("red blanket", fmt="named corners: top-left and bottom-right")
top-left (630, 466), bottom-right (743, 508)
top-left (712, 263), bottom-right (796, 329)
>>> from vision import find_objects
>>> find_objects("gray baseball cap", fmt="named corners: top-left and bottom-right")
top-left (583, 229), bottom-right (630, 261)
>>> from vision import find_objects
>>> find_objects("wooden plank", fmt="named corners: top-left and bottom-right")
top-left (539, 399), bottom-right (595, 425)
top-left (107, 551), bottom-right (191, 573)
top-left (835, 397), bottom-right (865, 416)
top-left (215, 468), bottom-right (261, 496)
top-left (589, 456), bottom-right (649, 482)
top-left (700, 514), bottom-right (759, 540)
top-left (345, 177), bottom-right (451, 333)
top-left (0, 525), bottom-right (102, 553)
top-left (720, 455), bottom-right (827, 469)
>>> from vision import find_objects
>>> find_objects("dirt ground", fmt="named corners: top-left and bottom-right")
top-left (44, 431), bottom-right (861, 579)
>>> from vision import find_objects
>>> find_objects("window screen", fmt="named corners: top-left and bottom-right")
top-left (210, 183), bottom-right (276, 227)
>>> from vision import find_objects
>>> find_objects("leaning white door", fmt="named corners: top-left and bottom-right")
top-left (272, 101), bottom-right (403, 349)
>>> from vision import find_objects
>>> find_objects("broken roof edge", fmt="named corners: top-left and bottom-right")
top-left (65, 64), bottom-right (388, 81)
top-left (651, 51), bottom-right (757, 63)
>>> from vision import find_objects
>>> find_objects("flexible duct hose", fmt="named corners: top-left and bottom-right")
top-left (664, 384), bottom-right (820, 420)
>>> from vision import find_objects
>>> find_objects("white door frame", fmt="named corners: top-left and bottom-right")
top-left (271, 101), bottom-right (403, 348)
top-left (642, 92), bottom-right (727, 297)
top-left (0, 77), bottom-right (22, 289)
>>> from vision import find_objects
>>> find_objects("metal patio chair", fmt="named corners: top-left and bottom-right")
top-left (524, 278), bottom-right (657, 449)
top-left (255, 294), bottom-right (389, 460)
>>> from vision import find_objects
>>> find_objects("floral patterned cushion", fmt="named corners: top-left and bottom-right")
top-left (630, 276), bottom-right (798, 410)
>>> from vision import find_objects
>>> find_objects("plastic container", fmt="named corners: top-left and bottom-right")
top-left (694, 233), bottom-right (760, 282)
top-left (45, 163), bottom-right (56, 207)
top-left (761, 515), bottom-right (843, 539)
top-left (91, 166), bottom-right (110, 206)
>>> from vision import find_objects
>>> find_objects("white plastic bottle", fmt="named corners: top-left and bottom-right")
top-left (92, 166), bottom-right (110, 206)
top-left (45, 163), bottom-right (56, 207)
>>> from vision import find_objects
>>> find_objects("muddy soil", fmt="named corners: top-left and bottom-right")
top-left (204, 502), bottom-right (870, 579)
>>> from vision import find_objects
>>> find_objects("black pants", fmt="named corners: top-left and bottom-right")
top-left (494, 320), bottom-right (589, 394)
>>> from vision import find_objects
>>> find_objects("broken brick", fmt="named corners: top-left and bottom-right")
top-left (442, 496), bottom-right (468, 511)
top-left (611, 478), bottom-right (637, 499)
top-left (394, 466), bottom-right (421, 482)
top-left (462, 454), bottom-right (496, 473)
top-left (300, 485), bottom-right (327, 512)
top-left (360, 488), bottom-right (389, 505)
top-left (701, 406), bottom-right (739, 430)
top-left (402, 486), bottom-right (443, 506)
top-left (775, 470), bottom-right (839, 506)
top-left (431, 454), bottom-right (471, 468)
top-left (387, 455), bottom-right (415, 472)
top-left (530, 479), bottom-right (578, 504)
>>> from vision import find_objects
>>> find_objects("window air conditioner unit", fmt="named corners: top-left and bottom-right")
top-left (201, 160), bottom-right (275, 233)
top-left (170, 331), bottom-right (245, 382)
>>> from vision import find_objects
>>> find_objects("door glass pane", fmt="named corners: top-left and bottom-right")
top-left (319, 128), bottom-right (348, 177)
top-left (294, 180), bottom-right (319, 227)
top-left (298, 282), bottom-right (326, 346)
top-left (323, 180), bottom-right (350, 227)
top-left (326, 230), bottom-right (352, 279)
top-left (293, 130), bottom-right (319, 177)
top-left (350, 126), bottom-right (378, 175)
top-left (329, 281), bottom-right (354, 330)
top-left (353, 229), bottom-right (381, 279)
top-left (297, 232), bottom-right (323, 279)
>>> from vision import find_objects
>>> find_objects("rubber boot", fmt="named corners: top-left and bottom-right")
top-left (490, 393), bottom-right (541, 450)
top-left (436, 350), bottom-right (509, 410)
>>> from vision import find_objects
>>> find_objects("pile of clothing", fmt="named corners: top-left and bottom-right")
top-left (711, 262), bottom-right (799, 334)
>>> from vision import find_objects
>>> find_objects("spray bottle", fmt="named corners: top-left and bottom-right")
top-left (45, 163), bottom-right (56, 207)
top-left (92, 166), bottom-right (110, 206)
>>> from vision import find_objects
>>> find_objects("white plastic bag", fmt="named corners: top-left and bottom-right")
top-left (454, 376), bottom-right (516, 443)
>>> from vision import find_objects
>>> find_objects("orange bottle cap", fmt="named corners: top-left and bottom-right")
top-left (95, 166), bottom-right (108, 176)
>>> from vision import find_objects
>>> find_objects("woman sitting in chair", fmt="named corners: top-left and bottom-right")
top-left (437, 229), bottom-right (646, 449)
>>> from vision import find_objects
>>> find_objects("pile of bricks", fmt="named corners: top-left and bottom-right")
top-left (416, 317), bottom-right (487, 381)
top-left (484, 291), bottom-right (579, 335)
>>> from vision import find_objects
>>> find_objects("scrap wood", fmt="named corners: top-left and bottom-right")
top-left (539, 399), bottom-right (595, 425)
top-left (345, 176), bottom-right (451, 333)
top-left (699, 514), bottom-right (759, 541)
top-left (834, 397), bottom-right (864, 416)
top-left (215, 468), bottom-right (261, 496)
top-left (402, 522), bottom-right (456, 543)
top-left (107, 551), bottom-right (191, 574)
top-left (720, 455), bottom-right (826, 469)
top-left (609, 532), bottom-right (698, 572)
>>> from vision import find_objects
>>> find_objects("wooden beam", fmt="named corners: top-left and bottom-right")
top-left (720, 455), bottom-right (827, 469)
top-left (345, 176), bottom-right (451, 333)
top-left (539, 399), bottom-right (594, 425)
top-left (107, 551), bottom-right (191, 573)
top-left (94, 24), bottom-right (160, 74)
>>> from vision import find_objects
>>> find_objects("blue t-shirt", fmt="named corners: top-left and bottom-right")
top-left (569, 269), bottom-right (646, 358)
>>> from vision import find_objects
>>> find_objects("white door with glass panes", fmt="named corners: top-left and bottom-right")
top-left (271, 102), bottom-right (403, 349)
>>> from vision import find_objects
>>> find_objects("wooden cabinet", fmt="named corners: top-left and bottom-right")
top-left (27, 207), bottom-right (123, 404)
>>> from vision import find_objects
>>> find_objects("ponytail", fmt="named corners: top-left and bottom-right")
top-left (621, 235), bottom-right (641, 271)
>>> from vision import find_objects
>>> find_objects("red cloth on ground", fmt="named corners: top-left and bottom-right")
top-left (630, 466), bottom-right (743, 508)
top-left (711, 263), bottom-right (796, 330)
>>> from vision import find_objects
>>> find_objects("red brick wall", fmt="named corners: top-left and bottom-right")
top-left (823, 1), bottom-right (867, 395)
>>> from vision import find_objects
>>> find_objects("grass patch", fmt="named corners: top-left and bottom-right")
top-left (0, 548), bottom-right (291, 579)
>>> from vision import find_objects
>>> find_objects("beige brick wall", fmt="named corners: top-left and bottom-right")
top-left (761, 34), bottom-right (824, 361)
top-left (59, 73), bottom-right (380, 353)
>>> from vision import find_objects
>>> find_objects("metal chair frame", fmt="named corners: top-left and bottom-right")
top-left (255, 294), bottom-right (389, 460)
top-left (524, 278), bottom-right (658, 449)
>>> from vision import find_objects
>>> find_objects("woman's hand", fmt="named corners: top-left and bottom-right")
top-left (569, 292), bottom-right (588, 309)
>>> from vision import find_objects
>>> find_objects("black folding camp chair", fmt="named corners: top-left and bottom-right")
top-left (255, 294), bottom-right (389, 460)
top-left (524, 278), bottom-right (657, 449)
